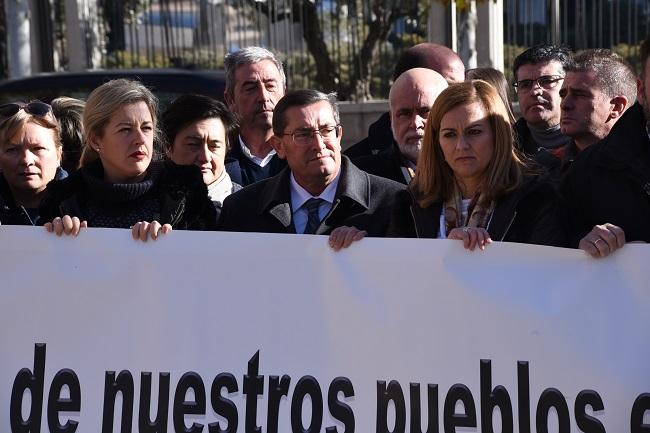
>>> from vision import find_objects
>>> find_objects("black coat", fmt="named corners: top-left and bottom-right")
top-left (389, 176), bottom-right (567, 247)
top-left (352, 142), bottom-right (410, 185)
top-left (343, 112), bottom-right (394, 159)
top-left (561, 102), bottom-right (650, 245)
top-left (39, 160), bottom-right (218, 230)
top-left (218, 156), bottom-right (406, 236)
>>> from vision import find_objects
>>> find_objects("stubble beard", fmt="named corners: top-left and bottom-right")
top-left (397, 140), bottom-right (421, 164)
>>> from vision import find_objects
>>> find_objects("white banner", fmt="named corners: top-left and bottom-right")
top-left (0, 226), bottom-right (649, 433)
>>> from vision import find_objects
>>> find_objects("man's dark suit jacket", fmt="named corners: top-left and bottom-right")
top-left (217, 156), bottom-right (406, 236)
top-left (352, 142), bottom-right (409, 185)
top-left (343, 112), bottom-right (393, 158)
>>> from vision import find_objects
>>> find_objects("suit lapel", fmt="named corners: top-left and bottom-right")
top-left (598, 104), bottom-right (650, 202)
top-left (318, 157), bottom-right (370, 233)
top-left (258, 167), bottom-right (296, 233)
top-left (410, 200), bottom-right (441, 238)
top-left (487, 193), bottom-right (518, 241)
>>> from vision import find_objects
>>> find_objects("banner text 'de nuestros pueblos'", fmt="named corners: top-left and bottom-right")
top-left (1, 227), bottom-right (648, 433)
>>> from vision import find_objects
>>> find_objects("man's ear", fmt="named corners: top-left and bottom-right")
top-left (269, 135), bottom-right (286, 159)
top-left (224, 90), bottom-right (235, 111)
top-left (608, 95), bottom-right (629, 121)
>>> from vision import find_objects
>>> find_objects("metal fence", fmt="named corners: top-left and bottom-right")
top-left (504, 0), bottom-right (650, 77)
top-left (1, 0), bottom-right (650, 98)
top-left (10, 0), bottom-right (425, 100)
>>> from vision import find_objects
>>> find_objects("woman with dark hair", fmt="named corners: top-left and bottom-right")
top-left (161, 94), bottom-right (240, 214)
top-left (39, 79), bottom-right (217, 240)
top-left (0, 101), bottom-right (67, 225)
top-left (329, 81), bottom-right (565, 250)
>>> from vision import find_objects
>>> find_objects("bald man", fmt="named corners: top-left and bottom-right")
top-left (353, 68), bottom-right (448, 184)
top-left (393, 43), bottom-right (465, 84)
top-left (345, 43), bottom-right (464, 159)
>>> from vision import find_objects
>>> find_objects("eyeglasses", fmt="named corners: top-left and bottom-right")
top-left (513, 75), bottom-right (564, 92)
top-left (282, 125), bottom-right (340, 145)
top-left (0, 100), bottom-right (52, 118)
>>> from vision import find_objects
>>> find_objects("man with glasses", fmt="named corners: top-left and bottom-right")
top-left (218, 89), bottom-right (405, 236)
top-left (512, 44), bottom-right (573, 169)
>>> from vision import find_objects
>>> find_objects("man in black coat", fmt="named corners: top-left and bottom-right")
top-left (353, 68), bottom-right (448, 184)
top-left (557, 49), bottom-right (636, 174)
top-left (562, 35), bottom-right (650, 257)
top-left (512, 44), bottom-right (573, 170)
top-left (562, 102), bottom-right (650, 253)
top-left (218, 90), bottom-right (405, 236)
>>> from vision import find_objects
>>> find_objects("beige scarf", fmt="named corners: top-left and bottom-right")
top-left (443, 183), bottom-right (495, 234)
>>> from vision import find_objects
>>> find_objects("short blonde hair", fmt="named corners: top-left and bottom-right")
top-left (0, 109), bottom-right (62, 159)
top-left (412, 80), bottom-right (524, 208)
top-left (80, 79), bottom-right (159, 166)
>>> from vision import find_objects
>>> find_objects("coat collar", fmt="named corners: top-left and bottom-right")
top-left (599, 103), bottom-right (650, 170)
top-left (407, 178), bottom-right (536, 242)
top-left (257, 156), bottom-right (370, 231)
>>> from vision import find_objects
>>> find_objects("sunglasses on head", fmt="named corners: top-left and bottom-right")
top-left (0, 100), bottom-right (52, 118)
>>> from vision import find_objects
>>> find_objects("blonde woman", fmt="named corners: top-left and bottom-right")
top-left (39, 79), bottom-right (217, 240)
top-left (0, 101), bottom-right (66, 225)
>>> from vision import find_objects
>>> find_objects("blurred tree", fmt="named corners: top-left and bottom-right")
top-left (249, 0), bottom-right (419, 100)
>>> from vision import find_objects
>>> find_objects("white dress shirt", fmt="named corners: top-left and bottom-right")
top-left (239, 136), bottom-right (276, 167)
top-left (290, 172), bottom-right (340, 234)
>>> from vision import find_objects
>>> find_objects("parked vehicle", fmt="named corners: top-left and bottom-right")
top-left (0, 69), bottom-right (226, 105)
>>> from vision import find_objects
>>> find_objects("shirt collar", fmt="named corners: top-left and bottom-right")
top-left (289, 171), bottom-right (340, 212)
top-left (239, 135), bottom-right (277, 166)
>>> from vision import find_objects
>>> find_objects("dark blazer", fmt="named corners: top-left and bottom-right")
top-left (389, 176), bottom-right (567, 247)
top-left (343, 112), bottom-right (394, 158)
top-left (226, 132), bottom-right (287, 186)
top-left (352, 142), bottom-right (410, 185)
top-left (218, 156), bottom-right (406, 236)
top-left (561, 102), bottom-right (650, 245)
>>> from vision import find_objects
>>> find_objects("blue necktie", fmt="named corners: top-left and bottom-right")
top-left (303, 198), bottom-right (324, 234)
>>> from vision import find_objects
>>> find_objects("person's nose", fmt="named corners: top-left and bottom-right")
top-left (197, 144), bottom-right (211, 164)
top-left (411, 113), bottom-right (426, 129)
top-left (255, 82), bottom-right (271, 102)
top-left (560, 93), bottom-right (573, 111)
top-left (18, 148), bottom-right (35, 166)
top-left (134, 127), bottom-right (148, 144)
top-left (456, 134), bottom-right (471, 150)
top-left (311, 131), bottom-right (327, 151)
top-left (530, 81), bottom-right (544, 95)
